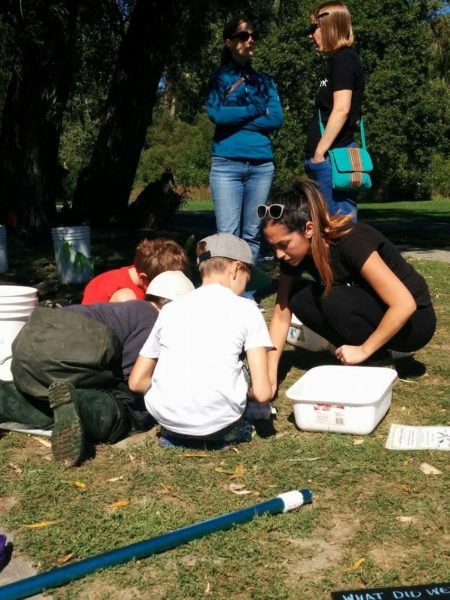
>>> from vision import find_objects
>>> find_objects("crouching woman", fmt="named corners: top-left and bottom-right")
top-left (259, 178), bottom-right (436, 394)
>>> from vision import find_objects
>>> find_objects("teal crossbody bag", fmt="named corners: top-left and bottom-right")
top-left (318, 110), bottom-right (373, 191)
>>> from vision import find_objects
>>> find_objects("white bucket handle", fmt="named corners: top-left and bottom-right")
top-left (0, 354), bottom-right (12, 365)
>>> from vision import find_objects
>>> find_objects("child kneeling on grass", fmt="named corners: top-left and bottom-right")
top-left (129, 233), bottom-right (274, 448)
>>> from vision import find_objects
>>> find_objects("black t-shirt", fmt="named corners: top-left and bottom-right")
top-left (64, 300), bottom-right (159, 378)
top-left (280, 223), bottom-right (432, 307)
top-left (305, 47), bottom-right (365, 158)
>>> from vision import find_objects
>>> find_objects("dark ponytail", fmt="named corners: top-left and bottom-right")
top-left (261, 178), bottom-right (353, 295)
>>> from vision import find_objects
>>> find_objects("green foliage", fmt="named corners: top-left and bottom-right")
top-left (430, 152), bottom-right (450, 197)
top-left (146, 0), bottom-right (450, 199)
top-left (135, 109), bottom-right (214, 189)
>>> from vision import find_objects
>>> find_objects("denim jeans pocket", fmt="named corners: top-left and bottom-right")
top-left (305, 157), bottom-right (330, 172)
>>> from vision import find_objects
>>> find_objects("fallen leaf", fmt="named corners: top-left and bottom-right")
top-left (8, 463), bottom-right (22, 474)
top-left (396, 516), bottom-right (417, 524)
top-left (400, 484), bottom-right (410, 493)
top-left (215, 467), bottom-right (235, 475)
top-left (420, 462), bottom-right (442, 475)
top-left (184, 452), bottom-right (208, 458)
top-left (31, 436), bottom-right (52, 447)
top-left (73, 481), bottom-right (86, 489)
top-left (205, 582), bottom-right (211, 594)
top-left (349, 557), bottom-right (365, 571)
top-left (107, 476), bottom-right (124, 482)
top-left (56, 552), bottom-right (75, 565)
top-left (230, 463), bottom-right (245, 479)
top-left (160, 484), bottom-right (172, 493)
top-left (230, 447), bottom-right (240, 454)
top-left (352, 439), bottom-right (364, 446)
top-left (24, 520), bottom-right (60, 529)
top-left (109, 499), bottom-right (130, 511)
top-left (228, 483), bottom-right (253, 495)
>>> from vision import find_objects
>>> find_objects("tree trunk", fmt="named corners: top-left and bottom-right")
top-left (72, 0), bottom-right (179, 224)
top-left (0, 1), bottom-right (78, 232)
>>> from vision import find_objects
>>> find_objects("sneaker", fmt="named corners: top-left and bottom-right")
top-left (48, 380), bottom-right (85, 467)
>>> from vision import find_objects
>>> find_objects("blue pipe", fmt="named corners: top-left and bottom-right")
top-left (0, 489), bottom-right (312, 600)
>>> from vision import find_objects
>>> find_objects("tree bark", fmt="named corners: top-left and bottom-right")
top-left (0, 1), bottom-right (78, 232)
top-left (72, 0), bottom-right (179, 224)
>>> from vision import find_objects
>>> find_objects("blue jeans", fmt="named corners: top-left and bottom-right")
top-left (305, 147), bottom-right (357, 221)
top-left (210, 157), bottom-right (275, 264)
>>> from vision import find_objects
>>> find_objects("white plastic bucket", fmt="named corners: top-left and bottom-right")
top-left (51, 226), bottom-right (93, 284)
top-left (286, 365), bottom-right (398, 435)
top-left (0, 225), bottom-right (7, 273)
top-left (0, 285), bottom-right (38, 381)
top-left (287, 314), bottom-right (330, 352)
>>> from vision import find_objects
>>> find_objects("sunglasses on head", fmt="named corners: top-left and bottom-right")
top-left (257, 204), bottom-right (285, 219)
top-left (231, 30), bottom-right (259, 42)
top-left (257, 204), bottom-right (311, 222)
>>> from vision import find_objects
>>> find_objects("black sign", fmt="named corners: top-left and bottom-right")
top-left (331, 583), bottom-right (450, 599)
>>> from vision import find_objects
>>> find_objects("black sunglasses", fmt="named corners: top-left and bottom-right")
top-left (306, 12), bottom-right (329, 36)
top-left (231, 31), bottom-right (259, 42)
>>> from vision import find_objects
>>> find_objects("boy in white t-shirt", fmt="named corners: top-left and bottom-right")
top-left (129, 233), bottom-right (273, 448)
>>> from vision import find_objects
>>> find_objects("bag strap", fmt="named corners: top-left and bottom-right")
top-left (318, 110), bottom-right (367, 150)
top-left (225, 77), bottom-right (246, 97)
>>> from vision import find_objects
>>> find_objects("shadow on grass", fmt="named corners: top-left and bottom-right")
top-left (360, 204), bottom-right (450, 251)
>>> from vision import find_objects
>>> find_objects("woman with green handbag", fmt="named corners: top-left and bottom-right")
top-left (304, 1), bottom-right (365, 220)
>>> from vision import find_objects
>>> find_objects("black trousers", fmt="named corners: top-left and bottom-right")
top-left (289, 282), bottom-right (436, 354)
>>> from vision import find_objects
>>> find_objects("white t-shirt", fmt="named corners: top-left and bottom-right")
top-left (140, 284), bottom-right (273, 436)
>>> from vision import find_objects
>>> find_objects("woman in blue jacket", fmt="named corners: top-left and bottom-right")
top-left (207, 18), bottom-right (283, 265)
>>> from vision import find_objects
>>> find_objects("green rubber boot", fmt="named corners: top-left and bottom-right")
top-left (0, 380), bottom-right (53, 428)
top-left (75, 389), bottom-right (130, 443)
top-left (48, 380), bottom-right (85, 468)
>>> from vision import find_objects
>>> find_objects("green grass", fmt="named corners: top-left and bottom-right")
top-left (0, 202), bottom-right (449, 598)
top-left (183, 197), bottom-right (214, 211)
top-left (181, 197), bottom-right (450, 250)
top-left (182, 197), bottom-right (450, 217)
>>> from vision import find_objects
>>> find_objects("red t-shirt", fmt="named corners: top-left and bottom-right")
top-left (81, 266), bottom-right (145, 305)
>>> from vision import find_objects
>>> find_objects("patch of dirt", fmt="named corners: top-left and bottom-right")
top-left (368, 543), bottom-right (415, 570)
top-left (283, 514), bottom-right (357, 582)
top-left (0, 495), bottom-right (19, 513)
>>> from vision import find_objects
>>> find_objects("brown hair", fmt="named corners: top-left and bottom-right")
top-left (261, 178), bottom-right (353, 295)
top-left (312, 2), bottom-right (353, 52)
top-left (220, 17), bottom-right (252, 65)
top-left (134, 238), bottom-right (190, 281)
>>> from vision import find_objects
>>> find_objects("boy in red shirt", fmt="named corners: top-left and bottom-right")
top-left (82, 238), bottom-right (190, 304)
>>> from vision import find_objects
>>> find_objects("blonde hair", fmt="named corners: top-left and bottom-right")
top-left (261, 178), bottom-right (353, 295)
top-left (312, 2), bottom-right (353, 52)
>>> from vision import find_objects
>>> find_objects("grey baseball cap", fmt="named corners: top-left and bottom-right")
top-left (197, 233), bottom-right (272, 291)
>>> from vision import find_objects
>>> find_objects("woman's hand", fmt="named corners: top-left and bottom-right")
top-left (311, 152), bottom-right (326, 163)
top-left (335, 344), bottom-right (370, 365)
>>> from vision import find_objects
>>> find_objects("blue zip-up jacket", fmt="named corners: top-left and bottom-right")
top-left (206, 61), bottom-right (283, 160)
